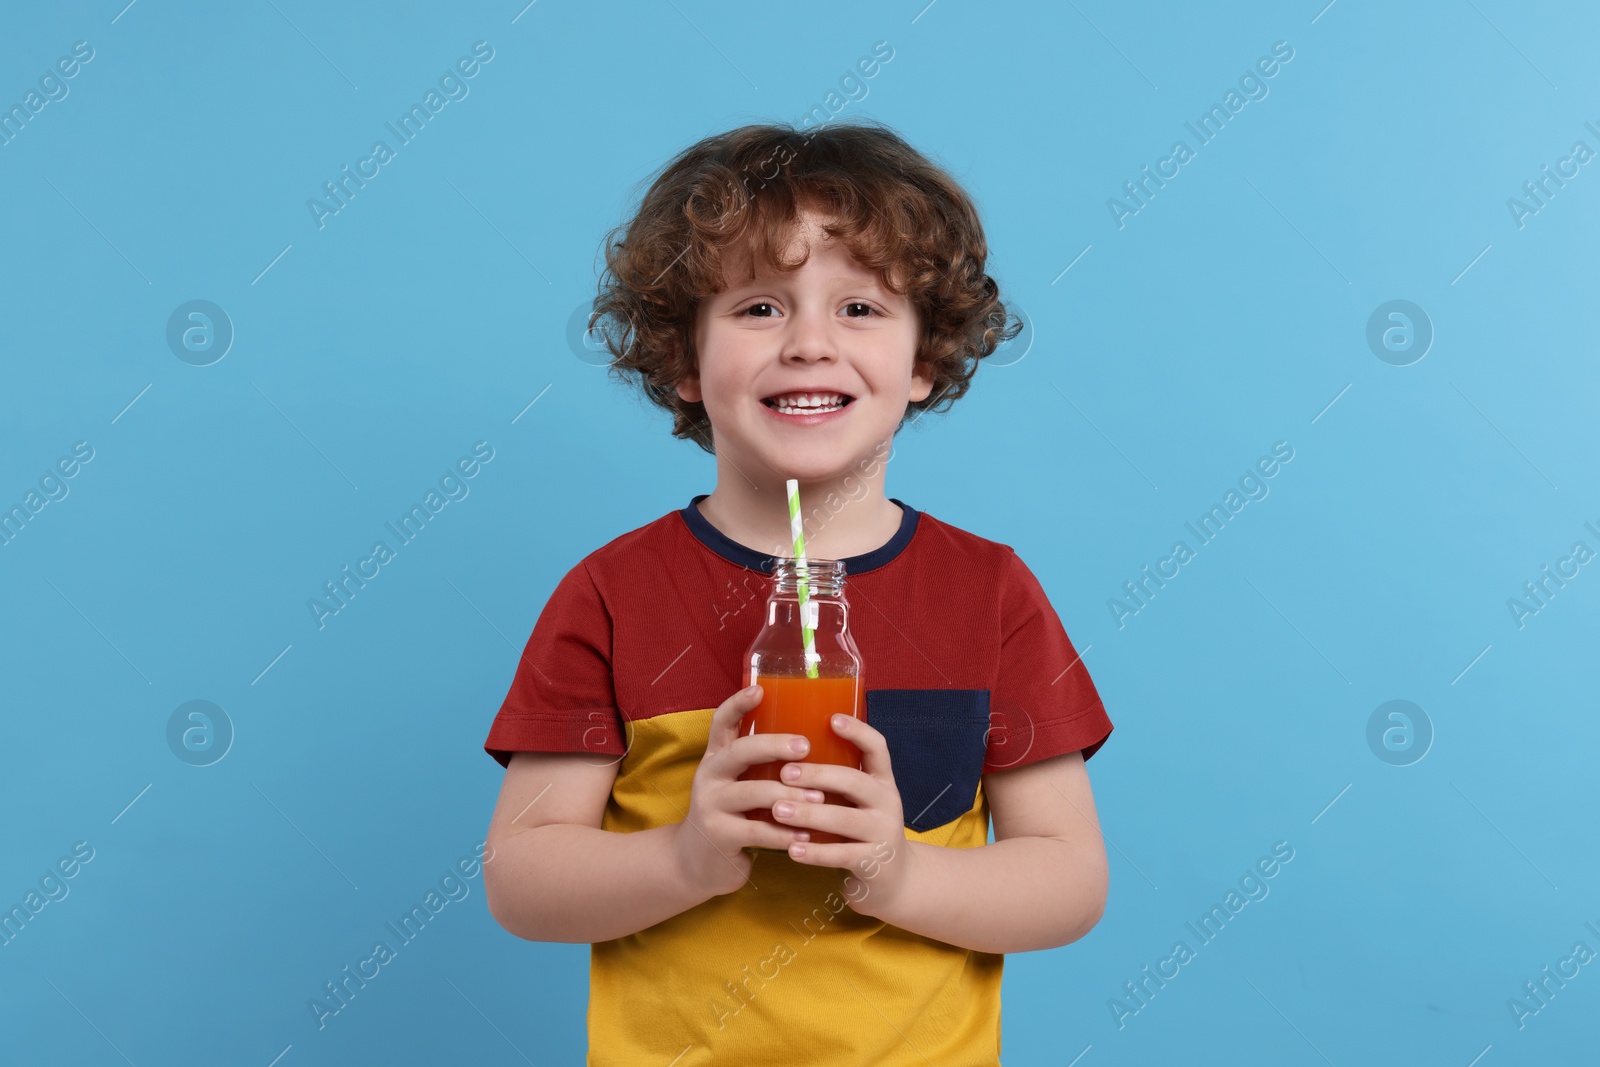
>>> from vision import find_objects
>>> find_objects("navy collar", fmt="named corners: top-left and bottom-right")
top-left (680, 494), bottom-right (919, 576)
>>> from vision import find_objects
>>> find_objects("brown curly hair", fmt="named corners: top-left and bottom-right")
top-left (589, 119), bottom-right (1021, 454)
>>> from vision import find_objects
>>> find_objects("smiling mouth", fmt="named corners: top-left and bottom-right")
top-left (761, 391), bottom-right (855, 415)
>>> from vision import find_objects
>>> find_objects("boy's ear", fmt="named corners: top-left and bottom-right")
top-left (676, 327), bottom-right (704, 403)
top-left (908, 358), bottom-right (936, 403)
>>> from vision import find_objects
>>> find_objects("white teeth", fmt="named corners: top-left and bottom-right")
top-left (768, 391), bottom-right (846, 413)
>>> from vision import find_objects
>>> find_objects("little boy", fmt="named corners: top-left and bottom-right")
top-left (482, 120), bottom-right (1113, 1066)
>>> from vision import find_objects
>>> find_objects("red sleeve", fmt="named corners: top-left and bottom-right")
top-left (483, 560), bottom-right (626, 769)
top-left (983, 550), bottom-right (1112, 772)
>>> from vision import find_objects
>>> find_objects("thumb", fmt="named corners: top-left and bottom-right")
top-left (707, 684), bottom-right (763, 754)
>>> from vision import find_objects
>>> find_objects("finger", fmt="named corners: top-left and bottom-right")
top-left (742, 819), bottom-right (815, 853)
top-left (705, 685), bottom-right (764, 754)
top-left (771, 798), bottom-right (873, 841)
top-left (717, 731), bottom-right (812, 777)
top-left (775, 761), bottom-right (876, 804)
top-left (831, 713), bottom-right (895, 781)
top-left (709, 780), bottom-right (826, 815)
top-left (785, 838), bottom-right (868, 868)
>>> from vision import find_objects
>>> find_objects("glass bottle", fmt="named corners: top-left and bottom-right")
top-left (738, 557), bottom-right (864, 847)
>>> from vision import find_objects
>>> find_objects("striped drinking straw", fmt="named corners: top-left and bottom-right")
top-left (785, 478), bottom-right (820, 679)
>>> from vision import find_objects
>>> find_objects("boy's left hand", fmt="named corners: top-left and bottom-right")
top-left (771, 712), bottom-right (912, 918)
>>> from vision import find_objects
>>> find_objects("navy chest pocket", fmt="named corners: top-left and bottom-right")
top-left (865, 689), bottom-right (991, 833)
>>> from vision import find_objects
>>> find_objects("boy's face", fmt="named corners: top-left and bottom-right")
top-left (679, 209), bottom-right (935, 483)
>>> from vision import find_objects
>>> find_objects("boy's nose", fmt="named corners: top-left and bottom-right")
top-left (778, 310), bottom-right (838, 365)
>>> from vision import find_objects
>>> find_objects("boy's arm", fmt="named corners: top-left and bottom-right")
top-left (484, 687), bottom-right (820, 943)
top-left (854, 749), bottom-right (1109, 955)
top-left (483, 751), bottom-right (718, 943)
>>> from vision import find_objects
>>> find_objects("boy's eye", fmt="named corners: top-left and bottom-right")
top-left (737, 302), bottom-right (880, 318)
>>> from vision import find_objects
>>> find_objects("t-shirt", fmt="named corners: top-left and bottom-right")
top-left (484, 496), bottom-right (1112, 1066)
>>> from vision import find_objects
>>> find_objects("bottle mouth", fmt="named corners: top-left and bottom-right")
top-left (770, 556), bottom-right (846, 596)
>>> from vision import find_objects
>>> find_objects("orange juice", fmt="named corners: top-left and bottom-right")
top-left (739, 673), bottom-right (864, 845)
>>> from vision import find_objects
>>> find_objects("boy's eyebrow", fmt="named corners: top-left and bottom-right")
top-left (718, 272), bottom-right (893, 296)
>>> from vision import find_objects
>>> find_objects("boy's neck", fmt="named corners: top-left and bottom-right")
top-left (694, 453), bottom-right (905, 563)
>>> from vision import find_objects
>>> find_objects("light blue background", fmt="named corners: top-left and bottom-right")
top-left (2, 1), bottom-right (1596, 1063)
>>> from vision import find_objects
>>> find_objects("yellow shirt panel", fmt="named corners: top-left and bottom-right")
top-left (589, 708), bottom-right (1005, 1066)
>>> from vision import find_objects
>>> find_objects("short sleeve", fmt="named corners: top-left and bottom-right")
top-left (983, 550), bottom-right (1113, 772)
top-left (482, 560), bottom-right (626, 769)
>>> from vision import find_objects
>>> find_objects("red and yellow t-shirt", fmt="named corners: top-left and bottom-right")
top-left (484, 497), bottom-right (1112, 1066)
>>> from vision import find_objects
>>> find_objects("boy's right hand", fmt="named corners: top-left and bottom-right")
top-left (673, 684), bottom-right (826, 896)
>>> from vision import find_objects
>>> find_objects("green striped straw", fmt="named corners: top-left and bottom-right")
top-left (786, 478), bottom-right (820, 679)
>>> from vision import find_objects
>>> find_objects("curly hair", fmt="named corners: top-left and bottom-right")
top-left (589, 119), bottom-right (1021, 453)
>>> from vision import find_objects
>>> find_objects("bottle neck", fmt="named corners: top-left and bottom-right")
top-left (763, 557), bottom-right (850, 639)
top-left (769, 557), bottom-right (846, 597)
